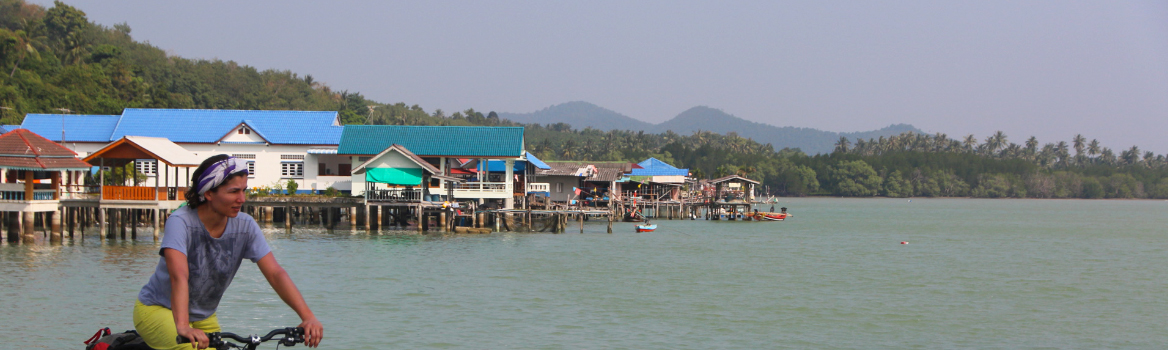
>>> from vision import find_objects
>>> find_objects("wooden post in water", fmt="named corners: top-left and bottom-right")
top-left (131, 209), bottom-right (139, 239)
top-left (416, 204), bottom-right (423, 233)
top-left (349, 207), bottom-right (357, 229)
top-left (607, 211), bottom-right (613, 233)
top-left (50, 209), bottom-right (62, 243)
top-left (97, 208), bottom-right (106, 240)
top-left (578, 212), bottom-right (584, 233)
top-left (364, 205), bottom-right (371, 231)
top-left (22, 211), bottom-right (35, 244)
top-left (153, 209), bottom-right (160, 240)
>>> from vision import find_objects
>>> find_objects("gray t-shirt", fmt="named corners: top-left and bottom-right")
top-left (137, 206), bottom-right (271, 321)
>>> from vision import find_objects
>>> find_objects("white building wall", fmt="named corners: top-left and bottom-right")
top-left (126, 143), bottom-right (345, 194)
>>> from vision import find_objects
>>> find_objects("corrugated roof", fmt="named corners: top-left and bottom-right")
top-left (352, 144), bottom-right (440, 174)
top-left (0, 125), bottom-right (20, 133)
top-left (0, 129), bottom-right (91, 170)
top-left (525, 152), bottom-right (550, 169)
top-left (21, 114), bottom-right (121, 142)
top-left (338, 125), bottom-right (524, 157)
top-left (587, 168), bottom-right (624, 182)
top-left (631, 157), bottom-right (689, 176)
top-left (710, 174), bottom-right (760, 185)
top-left (84, 136), bottom-right (203, 167)
top-left (113, 109), bottom-right (342, 145)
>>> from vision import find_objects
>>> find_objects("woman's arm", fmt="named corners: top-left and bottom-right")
top-left (256, 252), bottom-right (323, 348)
top-left (165, 248), bottom-right (209, 349)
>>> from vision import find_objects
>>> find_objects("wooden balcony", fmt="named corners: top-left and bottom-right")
top-left (102, 186), bottom-right (188, 201)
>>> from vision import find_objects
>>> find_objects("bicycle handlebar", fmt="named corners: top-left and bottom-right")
top-left (177, 327), bottom-right (304, 349)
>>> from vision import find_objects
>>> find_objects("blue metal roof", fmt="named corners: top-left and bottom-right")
top-left (21, 114), bottom-right (121, 142)
top-left (113, 109), bottom-right (342, 144)
top-left (339, 125), bottom-right (524, 157)
top-left (525, 152), bottom-right (550, 169)
top-left (0, 125), bottom-right (21, 133)
top-left (483, 160), bottom-right (526, 172)
top-left (631, 157), bottom-right (689, 176)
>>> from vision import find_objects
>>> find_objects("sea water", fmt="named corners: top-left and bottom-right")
top-left (2, 198), bottom-right (1166, 349)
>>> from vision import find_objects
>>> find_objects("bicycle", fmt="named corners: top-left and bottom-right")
top-left (177, 327), bottom-right (305, 350)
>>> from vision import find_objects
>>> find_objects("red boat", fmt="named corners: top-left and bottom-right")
top-left (753, 207), bottom-right (791, 221)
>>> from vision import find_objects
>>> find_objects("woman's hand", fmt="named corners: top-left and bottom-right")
top-left (298, 317), bottom-right (324, 348)
top-left (177, 325), bottom-right (209, 349)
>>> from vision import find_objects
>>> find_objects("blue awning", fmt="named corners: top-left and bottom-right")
top-left (525, 152), bottom-right (550, 169)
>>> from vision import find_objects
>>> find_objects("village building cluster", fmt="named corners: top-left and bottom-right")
top-left (1, 108), bottom-right (766, 242)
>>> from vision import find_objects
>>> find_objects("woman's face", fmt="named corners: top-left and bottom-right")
top-left (204, 175), bottom-right (248, 218)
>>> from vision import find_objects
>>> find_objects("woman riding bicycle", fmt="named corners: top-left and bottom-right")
top-left (133, 155), bottom-right (323, 349)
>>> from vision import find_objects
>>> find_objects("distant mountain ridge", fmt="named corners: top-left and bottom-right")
top-left (498, 101), bottom-right (655, 131)
top-left (499, 102), bottom-right (924, 154)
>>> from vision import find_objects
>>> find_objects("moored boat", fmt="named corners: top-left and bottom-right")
top-left (752, 207), bottom-right (792, 221)
top-left (635, 223), bottom-right (657, 232)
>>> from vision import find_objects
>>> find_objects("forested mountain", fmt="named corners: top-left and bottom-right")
top-left (0, 0), bottom-right (374, 125)
top-left (651, 106), bottom-right (921, 154)
top-left (2, 0), bottom-right (1166, 199)
top-left (497, 101), bottom-right (654, 131)
top-left (502, 103), bottom-right (921, 154)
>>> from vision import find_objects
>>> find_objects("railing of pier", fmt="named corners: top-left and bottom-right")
top-left (452, 182), bottom-right (508, 193)
top-left (366, 188), bottom-right (424, 202)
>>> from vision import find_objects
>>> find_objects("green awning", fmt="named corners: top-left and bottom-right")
top-left (365, 167), bottom-right (423, 185)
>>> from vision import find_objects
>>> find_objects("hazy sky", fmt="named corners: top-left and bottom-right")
top-left (33, 0), bottom-right (1168, 153)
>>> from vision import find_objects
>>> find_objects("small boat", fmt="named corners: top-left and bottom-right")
top-left (758, 212), bottom-right (789, 221)
top-left (635, 224), bottom-right (657, 232)
top-left (753, 207), bottom-right (792, 221)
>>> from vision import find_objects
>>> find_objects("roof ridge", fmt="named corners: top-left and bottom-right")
top-left (108, 110), bottom-right (126, 142)
top-left (14, 130), bottom-right (39, 156)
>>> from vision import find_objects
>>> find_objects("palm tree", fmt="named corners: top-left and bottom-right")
top-left (1072, 134), bottom-right (1086, 156)
top-left (1056, 141), bottom-right (1070, 168)
top-left (1122, 146), bottom-right (1141, 166)
top-left (1087, 139), bottom-right (1101, 157)
top-left (7, 29), bottom-right (43, 77)
top-left (834, 136), bottom-right (850, 154)
top-left (1024, 136), bottom-right (1039, 161)
top-left (1100, 148), bottom-right (1116, 165)
top-left (988, 131), bottom-right (1008, 157)
top-left (962, 134), bottom-right (977, 153)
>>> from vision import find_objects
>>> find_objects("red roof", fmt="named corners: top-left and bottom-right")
top-left (0, 129), bottom-right (92, 170)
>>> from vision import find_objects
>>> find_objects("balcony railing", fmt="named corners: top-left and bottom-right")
top-left (451, 182), bottom-right (509, 193)
top-left (0, 189), bottom-right (57, 202)
top-left (526, 183), bottom-right (550, 193)
top-left (101, 186), bottom-right (189, 201)
top-left (366, 188), bottom-right (423, 202)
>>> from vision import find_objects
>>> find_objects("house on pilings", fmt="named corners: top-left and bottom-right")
top-left (0, 129), bottom-right (92, 244)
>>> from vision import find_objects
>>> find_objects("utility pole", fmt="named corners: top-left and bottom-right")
top-left (55, 108), bottom-right (71, 143)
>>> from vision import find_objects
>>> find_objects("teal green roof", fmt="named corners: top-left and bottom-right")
top-left (339, 125), bottom-right (524, 157)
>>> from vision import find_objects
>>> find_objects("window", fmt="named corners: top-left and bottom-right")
top-left (247, 161), bottom-right (255, 178)
top-left (281, 162), bottom-right (304, 178)
top-left (232, 153), bottom-right (256, 159)
top-left (238, 127), bottom-right (251, 135)
top-left (281, 154), bottom-right (305, 160)
top-left (556, 183), bottom-right (563, 193)
top-left (135, 160), bottom-right (156, 176)
top-left (338, 164), bottom-right (351, 176)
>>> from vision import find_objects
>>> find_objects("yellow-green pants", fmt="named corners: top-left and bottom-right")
top-left (133, 300), bottom-right (221, 350)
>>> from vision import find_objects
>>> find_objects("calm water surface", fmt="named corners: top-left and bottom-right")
top-left (2, 198), bottom-right (1166, 349)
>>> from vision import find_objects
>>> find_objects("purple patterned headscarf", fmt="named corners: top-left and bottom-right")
top-left (196, 157), bottom-right (250, 196)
